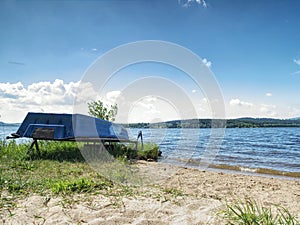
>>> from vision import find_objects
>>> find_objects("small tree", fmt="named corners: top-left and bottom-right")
top-left (87, 100), bottom-right (118, 121)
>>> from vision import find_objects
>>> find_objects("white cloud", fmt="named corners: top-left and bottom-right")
top-left (229, 98), bottom-right (253, 107)
top-left (128, 97), bottom-right (161, 123)
top-left (179, 0), bottom-right (207, 8)
top-left (0, 79), bottom-right (81, 122)
top-left (106, 91), bottom-right (121, 103)
top-left (196, 97), bottom-right (211, 117)
top-left (265, 93), bottom-right (272, 97)
top-left (293, 59), bottom-right (300, 66)
top-left (260, 104), bottom-right (275, 112)
top-left (92, 48), bottom-right (98, 51)
top-left (124, 96), bottom-right (182, 123)
top-left (2, 79), bottom-right (298, 123)
top-left (202, 58), bottom-right (212, 68)
top-left (259, 104), bottom-right (277, 117)
top-left (226, 99), bottom-right (283, 119)
top-left (143, 95), bottom-right (158, 103)
top-left (286, 106), bottom-right (300, 118)
top-left (292, 59), bottom-right (300, 75)
top-left (202, 97), bottom-right (208, 103)
top-left (132, 96), bottom-right (159, 112)
top-left (98, 90), bottom-right (126, 114)
top-left (197, 0), bottom-right (207, 8)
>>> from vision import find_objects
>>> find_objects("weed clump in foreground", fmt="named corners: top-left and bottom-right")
top-left (106, 142), bottom-right (160, 161)
top-left (50, 178), bottom-right (113, 195)
top-left (220, 198), bottom-right (299, 225)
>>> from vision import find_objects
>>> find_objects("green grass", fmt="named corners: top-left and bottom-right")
top-left (0, 139), bottom-right (167, 219)
top-left (0, 140), bottom-right (159, 210)
top-left (50, 178), bottom-right (112, 195)
top-left (137, 142), bottom-right (160, 161)
top-left (0, 140), bottom-right (114, 212)
top-left (125, 142), bottom-right (160, 161)
top-left (0, 140), bottom-right (85, 161)
top-left (220, 198), bottom-right (299, 225)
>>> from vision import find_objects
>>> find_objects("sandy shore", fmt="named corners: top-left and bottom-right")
top-left (2, 161), bottom-right (299, 224)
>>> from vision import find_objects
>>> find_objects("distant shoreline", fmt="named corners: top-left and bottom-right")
top-left (2, 117), bottom-right (300, 128)
top-left (0, 122), bottom-right (20, 126)
top-left (122, 117), bottom-right (300, 128)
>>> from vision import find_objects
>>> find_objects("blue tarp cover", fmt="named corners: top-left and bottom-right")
top-left (15, 112), bottom-right (129, 141)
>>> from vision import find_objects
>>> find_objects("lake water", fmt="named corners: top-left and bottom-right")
top-left (0, 124), bottom-right (28, 144)
top-left (129, 127), bottom-right (300, 178)
top-left (1, 124), bottom-right (19, 139)
top-left (2, 124), bottom-right (300, 178)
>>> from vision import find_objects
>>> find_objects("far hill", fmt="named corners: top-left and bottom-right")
top-left (0, 122), bottom-right (20, 126)
top-left (290, 117), bottom-right (300, 120)
top-left (123, 117), bottom-right (300, 129)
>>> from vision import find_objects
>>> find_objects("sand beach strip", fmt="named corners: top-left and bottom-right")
top-left (1, 161), bottom-right (299, 225)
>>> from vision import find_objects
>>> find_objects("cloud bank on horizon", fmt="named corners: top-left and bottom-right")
top-left (0, 79), bottom-right (299, 123)
top-left (0, 80), bottom-right (79, 122)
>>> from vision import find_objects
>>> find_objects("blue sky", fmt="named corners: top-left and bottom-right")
top-left (1, 0), bottom-right (300, 122)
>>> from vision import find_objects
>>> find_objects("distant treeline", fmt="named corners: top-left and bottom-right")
top-left (0, 122), bottom-right (20, 126)
top-left (121, 118), bottom-right (300, 128)
top-left (2, 118), bottom-right (300, 129)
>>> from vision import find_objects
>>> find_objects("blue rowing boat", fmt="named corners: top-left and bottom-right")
top-left (8, 112), bottom-right (129, 142)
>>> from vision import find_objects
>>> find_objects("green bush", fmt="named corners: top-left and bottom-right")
top-left (136, 142), bottom-right (160, 161)
top-left (105, 142), bottom-right (160, 161)
top-left (105, 143), bottom-right (137, 160)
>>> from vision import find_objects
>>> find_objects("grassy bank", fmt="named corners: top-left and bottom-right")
top-left (0, 140), bottom-right (159, 211)
top-left (0, 141), bottom-right (104, 211)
